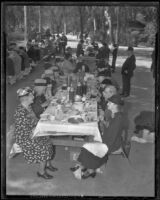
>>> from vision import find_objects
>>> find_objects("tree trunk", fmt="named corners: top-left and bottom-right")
top-left (116, 7), bottom-right (119, 44)
top-left (38, 6), bottom-right (41, 33)
top-left (93, 18), bottom-right (96, 33)
top-left (79, 7), bottom-right (84, 40)
top-left (64, 22), bottom-right (66, 35)
top-left (24, 6), bottom-right (27, 42)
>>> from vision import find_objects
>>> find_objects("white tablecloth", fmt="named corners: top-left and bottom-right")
top-left (33, 121), bottom-right (102, 142)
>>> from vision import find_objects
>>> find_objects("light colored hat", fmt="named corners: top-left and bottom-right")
top-left (34, 79), bottom-right (47, 86)
top-left (44, 70), bottom-right (53, 75)
top-left (17, 87), bottom-right (33, 97)
top-left (50, 66), bottom-right (58, 71)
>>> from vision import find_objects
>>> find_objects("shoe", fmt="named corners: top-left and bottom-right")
top-left (45, 165), bottom-right (58, 172)
top-left (37, 171), bottom-right (53, 179)
top-left (81, 171), bottom-right (96, 179)
top-left (70, 166), bottom-right (87, 172)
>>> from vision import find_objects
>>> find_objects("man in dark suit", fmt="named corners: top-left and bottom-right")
top-left (76, 40), bottom-right (84, 57)
top-left (60, 33), bottom-right (68, 55)
top-left (111, 44), bottom-right (118, 73)
top-left (121, 46), bottom-right (136, 97)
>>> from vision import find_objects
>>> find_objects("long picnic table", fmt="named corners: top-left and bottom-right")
top-left (33, 73), bottom-right (102, 147)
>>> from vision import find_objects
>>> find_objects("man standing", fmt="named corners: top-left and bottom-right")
top-left (111, 44), bottom-right (118, 73)
top-left (76, 40), bottom-right (84, 57)
top-left (121, 46), bottom-right (136, 97)
top-left (60, 33), bottom-right (68, 55)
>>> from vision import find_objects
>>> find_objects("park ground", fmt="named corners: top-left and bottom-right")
top-left (4, 40), bottom-right (155, 196)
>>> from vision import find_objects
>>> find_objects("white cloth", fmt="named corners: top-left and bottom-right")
top-left (9, 143), bottom-right (23, 158)
top-left (33, 121), bottom-right (102, 142)
top-left (83, 142), bottom-right (108, 158)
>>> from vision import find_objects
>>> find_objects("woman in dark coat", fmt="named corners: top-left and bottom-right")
top-left (14, 87), bottom-right (57, 179)
top-left (71, 94), bottom-right (126, 179)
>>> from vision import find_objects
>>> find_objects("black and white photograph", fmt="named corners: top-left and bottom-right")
top-left (1, 1), bottom-right (159, 198)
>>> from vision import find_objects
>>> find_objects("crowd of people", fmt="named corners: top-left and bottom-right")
top-left (6, 31), bottom-right (68, 85)
top-left (8, 32), bottom-right (155, 180)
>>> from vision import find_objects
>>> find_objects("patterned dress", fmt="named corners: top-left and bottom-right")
top-left (14, 104), bottom-right (54, 164)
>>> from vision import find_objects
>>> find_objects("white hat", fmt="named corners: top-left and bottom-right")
top-left (44, 70), bottom-right (53, 75)
top-left (34, 79), bottom-right (47, 86)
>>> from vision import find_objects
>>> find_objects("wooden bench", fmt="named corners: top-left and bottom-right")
top-left (50, 135), bottom-right (94, 148)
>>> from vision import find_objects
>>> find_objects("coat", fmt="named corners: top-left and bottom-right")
top-left (121, 54), bottom-right (136, 78)
top-left (102, 112), bottom-right (126, 154)
top-left (14, 104), bottom-right (54, 163)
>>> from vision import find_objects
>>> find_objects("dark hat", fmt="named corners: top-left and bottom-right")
top-left (17, 87), bottom-right (34, 97)
top-left (80, 39), bottom-right (84, 43)
top-left (108, 94), bottom-right (124, 105)
top-left (127, 46), bottom-right (134, 51)
top-left (101, 79), bottom-right (112, 85)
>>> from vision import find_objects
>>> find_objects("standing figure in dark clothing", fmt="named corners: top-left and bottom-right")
top-left (111, 44), bottom-right (118, 73)
top-left (27, 45), bottom-right (37, 63)
top-left (76, 40), bottom-right (84, 57)
top-left (96, 42), bottom-right (110, 69)
top-left (70, 94), bottom-right (126, 180)
top-left (60, 33), bottom-right (68, 55)
top-left (121, 46), bottom-right (136, 97)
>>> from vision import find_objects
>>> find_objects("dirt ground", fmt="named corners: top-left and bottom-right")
top-left (4, 45), bottom-right (155, 197)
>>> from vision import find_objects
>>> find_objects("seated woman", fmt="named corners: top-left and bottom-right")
top-left (31, 79), bottom-right (50, 119)
top-left (98, 85), bottom-right (118, 134)
top-left (74, 56), bottom-right (89, 73)
top-left (97, 77), bottom-right (118, 110)
top-left (14, 87), bottom-right (57, 179)
top-left (97, 59), bottom-right (112, 77)
top-left (71, 94), bottom-right (126, 179)
top-left (60, 53), bottom-right (75, 75)
top-left (42, 69), bottom-right (57, 96)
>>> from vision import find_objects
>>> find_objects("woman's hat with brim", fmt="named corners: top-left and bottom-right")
top-left (108, 94), bottom-right (124, 105)
top-left (17, 87), bottom-right (33, 97)
top-left (101, 78), bottom-right (113, 85)
top-left (44, 69), bottom-right (54, 75)
top-left (34, 79), bottom-right (47, 86)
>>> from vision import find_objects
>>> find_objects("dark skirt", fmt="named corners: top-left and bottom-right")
top-left (77, 147), bottom-right (108, 170)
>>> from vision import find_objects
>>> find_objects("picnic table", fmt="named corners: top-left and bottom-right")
top-left (33, 73), bottom-right (102, 147)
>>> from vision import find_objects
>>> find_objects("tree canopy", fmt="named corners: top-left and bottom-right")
top-left (5, 5), bottom-right (158, 47)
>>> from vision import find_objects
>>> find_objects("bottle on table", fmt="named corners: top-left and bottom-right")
top-left (76, 81), bottom-right (83, 96)
top-left (69, 83), bottom-right (75, 103)
top-left (82, 81), bottom-right (87, 95)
